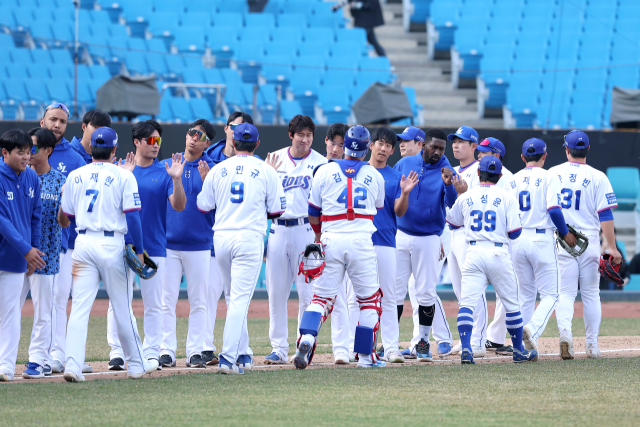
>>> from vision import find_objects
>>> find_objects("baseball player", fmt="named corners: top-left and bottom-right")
top-left (206, 111), bottom-right (255, 162)
top-left (105, 120), bottom-right (187, 371)
top-left (159, 120), bottom-right (216, 369)
top-left (60, 127), bottom-right (158, 382)
top-left (506, 137), bottom-right (576, 354)
top-left (19, 128), bottom-right (65, 379)
top-left (549, 130), bottom-right (621, 359)
top-left (396, 126), bottom-right (424, 157)
top-left (447, 156), bottom-right (537, 364)
top-left (197, 123), bottom-right (286, 374)
top-left (325, 123), bottom-right (347, 160)
top-left (393, 128), bottom-right (457, 362)
top-left (476, 137), bottom-right (514, 355)
top-left (262, 115), bottom-right (328, 365)
top-left (0, 129), bottom-right (44, 382)
top-left (294, 125), bottom-right (386, 369)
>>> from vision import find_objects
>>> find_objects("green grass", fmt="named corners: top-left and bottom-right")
top-left (17, 316), bottom-right (640, 364)
top-left (3, 357), bottom-right (640, 427)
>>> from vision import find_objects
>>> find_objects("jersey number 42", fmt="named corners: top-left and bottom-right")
top-left (337, 187), bottom-right (367, 208)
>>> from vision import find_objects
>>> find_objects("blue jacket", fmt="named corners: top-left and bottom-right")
top-left (160, 152), bottom-right (216, 251)
top-left (0, 161), bottom-right (42, 273)
top-left (206, 139), bottom-right (261, 163)
top-left (69, 136), bottom-right (92, 164)
top-left (393, 151), bottom-right (458, 236)
top-left (49, 137), bottom-right (86, 252)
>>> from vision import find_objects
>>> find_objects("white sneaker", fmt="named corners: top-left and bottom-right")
top-left (451, 343), bottom-right (462, 355)
top-left (585, 342), bottom-right (601, 359)
top-left (82, 363), bottom-right (93, 373)
top-left (472, 345), bottom-right (486, 358)
top-left (348, 352), bottom-right (357, 363)
top-left (523, 325), bottom-right (538, 352)
top-left (0, 372), bottom-right (12, 382)
top-left (63, 371), bottom-right (85, 382)
top-left (334, 350), bottom-right (350, 365)
top-left (51, 360), bottom-right (64, 373)
top-left (387, 349), bottom-right (405, 363)
top-left (559, 331), bottom-right (574, 360)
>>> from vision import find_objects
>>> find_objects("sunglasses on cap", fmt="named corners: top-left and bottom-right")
top-left (44, 102), bottom-right (70, 117)
top-left (479, 139), bottom-right (500, 154)
top-left (187, 128), bottom-right (210, 142)
top-left (144, 136), bottom-right (162, 146)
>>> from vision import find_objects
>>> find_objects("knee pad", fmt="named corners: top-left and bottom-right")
top-left (299, 311), bottom-right (322, 337)
top-left (311, 294), bottom-right (336, 323)
top-left (353, 326), bottom-right (374, 355)
top-left (357, 289), bottom-right (383, 318)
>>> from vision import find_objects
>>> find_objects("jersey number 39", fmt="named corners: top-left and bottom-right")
top-left (470, 209), bottom-right (496, 232)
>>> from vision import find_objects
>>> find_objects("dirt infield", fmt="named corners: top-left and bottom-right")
top-left (20, 299), bottom-right (640, 318)
top-left (9, 335), bottom-right (640, 383)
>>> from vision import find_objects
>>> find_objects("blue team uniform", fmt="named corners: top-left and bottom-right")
top-left (371, 165), bottom-right (402, 248)
top-left (206, 139), bottom-right (261, 163)
top-left (34, 169), bottom-right (65, 275)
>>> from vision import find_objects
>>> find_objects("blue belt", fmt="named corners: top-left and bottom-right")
top-left (536, 229), bottom-right (545, 234)
top-left (78, 230), bottom-right (115, 237)
top-left (276, 217), bottom-right (309, 227)
top-left (470, 241), bottom-right (503, 247)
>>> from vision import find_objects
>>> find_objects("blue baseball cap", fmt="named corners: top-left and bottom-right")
top-left (91, 127), bottom-right (118, 147)
top-left (447, 126), bottom-right (479, 143)
top-left (563, 130), bottom-right (589, 149)
top-left (477, 137), bottom-right (506, 157)
top-left (233, 123), bottom-right (259, 142)
top-left (522, 138), bottom-right (547, 155)
top-left (396, 126), bottom-right (425, 143)
top-left (478, 155), bottom-right (502, 175)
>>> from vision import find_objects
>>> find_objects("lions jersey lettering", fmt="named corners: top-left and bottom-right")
top-left (507, 167), bottom-right (562, 230)
top-left (282, 175), bottom-right (312, 192)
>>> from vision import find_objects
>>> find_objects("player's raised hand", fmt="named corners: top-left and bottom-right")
top-left (441, 167), bottom-right (454, 186)
top-left (117, 152), bottom-right (136, 172)
top-left (266, 152), bottom-right (282, 171)
top-left (166, 153), bottom-right (186, 179)
top-left (24, 247), bottom-right (45, 272)
top-left (400, 171), bottom-right (419, 194)
top-left (198, 160), bottom-right (210, 182)
top-left (452, 174), bottom-right (468, 195)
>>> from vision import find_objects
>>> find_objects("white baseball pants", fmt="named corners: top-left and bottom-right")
top-left (50, 251), bottom-right (72, 364)
top-left (215, 230), bottom-right (263, 364)
top-left (487, 296), bottom-right (507, 345)
top-left (0, 271), bottom-right (26, 380)
top-left (556, 232), bottom-right (601, 344)
top-left (265, 223), bottom-right (315, 358)
top-left (330, 275), bottom-right (351, 355)
top-left (65, 232), bottom-right (148, 378)
top-left (511, 229), bottom-right (560, 341)
top-left (161, 249), bottom-right (210, 362)
top-left (204, 255), bottom-right (224, 353)
top-left (19, 274), bottom-right (54, 366)
top-left (108, 256), bottom-right (165, 361)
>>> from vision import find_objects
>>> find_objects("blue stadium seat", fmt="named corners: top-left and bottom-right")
top-left (180, 11), bottom-right (212, 28)
top-left (155, 0), bottom-right (185, 13)
top-left (10, 48), bottom-right (32, 64)
top-left (165, 55), bottom-right (186, 74)
top-left (46, 80), bottom-right (72, 104)
top-left (606, 167), bottom-right (640, 211)
top-left (265, 41), bottom-right (297, 57)
top-left (216, 1), bottom-right (248, 14)
top-left (271, 27), bottom-right (302, 44)
top-left (303, 27), bottom-right (333, 43)
top-left (5, 63), bottom-right (26, 79)
top-left (279, 100), bottom-right (303, 123)
top-left (186, 1), bottom-right (216, 13)
top-left (30, 49), bottom-right (52, 65)
top-left (245, 13), bottom-right (276, 29)
top-left (145, 53), bottom-right (168, 75)
top-left (277, 13), bottom-right (307, 29)
top-left (28, 65), bottom-right (49, 80)
top-left (261, 55), bottom-right (293, 86)
top-left (147, 12), bottom-right (180, 38)
top-left (173, 26), bottom-right (206, 53)
top-left (202, 68), bottom-right (224, 84)
top-left (212, 13), bottom-right (243, 28)
top-left (322, 70), bottom-right (356, 87)
top-left (608, 67), bottom-right (640, 90)
top-left (124, 52), bottom-right (149, 75)
top-left (239, 27), bottom-right (270, 44)
top-left (24, 79), bottom-right (48, 103)
top-left (3, 78), bottom-right (28, 101)
top-left (189, 97), bottom-right (213, 120)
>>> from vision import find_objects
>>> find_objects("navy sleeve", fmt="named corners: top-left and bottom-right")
top-left (548, 207), bottom-right (569, 235)
top-left (508, 229), bottom-right (522, 240)
top-left (444, 183), bottom-right (457, 208)
top-left (0, 184), bottom-right (32, 256)
top-left (598, 208), bottom-right (614, 222)
top-left (125, 210), bottom-right (144, 254)
top-left (30, 176), bottom-right (42, 249)
top-left (308, 204), bottom-right (321, 217)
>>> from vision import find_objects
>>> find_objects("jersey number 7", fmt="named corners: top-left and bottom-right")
top-left (86, 189), bottom-right (99, 212)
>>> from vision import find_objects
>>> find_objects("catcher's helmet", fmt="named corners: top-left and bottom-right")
top-left (298, 243), bottom-right (326, 283)
top-left (343, 125), bottom-right (371, 158)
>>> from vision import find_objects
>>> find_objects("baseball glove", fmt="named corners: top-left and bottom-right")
top-left (125, 244), bottom-right (158, 279)
top-left (599, 254), bottom-right (624, 286)
top-left (555, 224), bottom-right (589, 257)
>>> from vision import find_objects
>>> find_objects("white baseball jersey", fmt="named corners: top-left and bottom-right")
top-left (497, 165), bottom-right (513, 188)
top-left (61, 162), bottom-right (140, 233)
top-left (506, 166), bottom-right (562, 230)
top-left (272, 147), bottom-right (327, 220)
top-left (447, 184), bottom-right (521, 245)
top-left (197, 154), bottom-right (285, 236)
top-left (548, 162), bottom-right (617, 235)
top-left (308, 161), bottom-right (385, 234)
top-left (454, 160), bottom-right (480, 189)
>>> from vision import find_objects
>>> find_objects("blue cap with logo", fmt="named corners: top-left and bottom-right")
top-left (563, 130), bottom-right (589, 149)
top-left (478, 155), bottom-right (502, 175)
top-left (522, 138), bottom-right (547, 155)
top-left (91, 127), bottom-right (118, 147)
top-left (447, 126), bottom-right (479, 143)
top-left (344, 125), bottom-right (371, 157)
top-left (233, 123), bottom-right (259, 142)
top-left (477, 137), bottom-right (506, 157)
top-left (396, 126), bottom-right (425, 143)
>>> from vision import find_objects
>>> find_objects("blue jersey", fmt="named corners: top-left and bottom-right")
top-left (393, 151), bottom-right (458, 237)
top-left (0, 161), bottom-right (42, 273)
top-left (35, 169), bottom-right (65, 275)
top-left (48, 137), bottom-right (86, 252)
top-left (68, 136), bottom-right (92, 249)
top-left (371, 165), bottom-right (402, 248)
top-left (206, 139), bottom-right (261, 163)
top-left (124, 160), bottom-right (174, 257)
top-left (160, 153), bottom-right (216, 251)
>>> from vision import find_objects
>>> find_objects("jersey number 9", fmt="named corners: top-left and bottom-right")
top-left (470, 209), bottom-right (496, 232)
top-left (230, 181), bottom-right (244, 203)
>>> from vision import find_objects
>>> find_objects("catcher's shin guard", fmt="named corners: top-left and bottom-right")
top-left (356, 289), bottom-right (383, 364)
top-left (297, 295), bottom-right (336, 363)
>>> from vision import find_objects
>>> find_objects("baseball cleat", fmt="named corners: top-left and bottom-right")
top-left (523, 325), bottom-right (538, 352)
top-left (400, 347), bottom-right (416, 359)
top-left (186, 354), bottom-right (206, 368)
top-left (237, 355), bottom-right (254, 370)
top-left (51, 360), bottom-right (64, 373)
top-left (585, 343), bottom-right (601, 359)
top-left (472, 345), bottom-right (487, 358)
top-left (461, 349), bottom-right (475, 365)
top-left (450, 343), bottom-right (463, 355)
top-left (437, 342), bottom-right (452, 358)
top-left (148, 358), bottom-right (161, 371)
top-left (496, 345), bottom-right (514, 355)
top-left (218, 356), bottom-right (244, 375)
top-left (484, 340), bottom-right (503, 352)
top-left (43, 364), bottom-right (52, 377)
top-left (357, 360), bottom-right (386, 368)
top-left (22, 362), bottom-right (45, 379)
top-left (108, 357), bottom-right (125, 371)
top-left (559, 334), bottom-right (575, 360)
top-left (202, 351), bottom-right (219, 366)
top-left (293, 340), bottom-right (313, 370)
top-left (334, 350), bottom-right (350, 365)
top-left (159, 354), bottom-right (176, 368)
top-left (0, 373), bottom-right (11, 382)
top-left (63, 371), bottom-right (85, 382)
top-left (386, 349), bottom-right (405, 363)
top-left (82, 363), bottom-right (93, 373)
top-left (376, 345), bottom-right (384, 359)
top-left (264, 352), bottom-right (286, 365)
top-left (128, 359), bottom-right (159, 379)
top-left (349, 352), bottom-right (357, 363)
top-left (415, 339), bottom-right (433, 362)
top-left (513, 348), bottom-right (538, 363)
